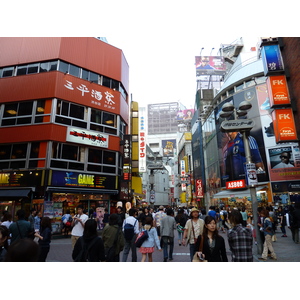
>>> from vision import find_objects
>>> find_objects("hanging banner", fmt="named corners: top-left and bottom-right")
top-left (272, 108), bottom-right (298, 142)
top-left (266, 75), bottom-right (291, 107)
top-left (261, 44), bottom-right (284, 76)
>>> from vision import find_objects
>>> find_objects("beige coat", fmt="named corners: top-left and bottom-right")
top-left (184, 218), bottom-right (204, 244)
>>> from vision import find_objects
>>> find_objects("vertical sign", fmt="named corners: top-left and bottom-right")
top-left (196, 179), bottom-right (203, 198)
top-left (261, 44), bottom-right (284, 76)
top-left (245, 163), bottom-right (258, 186)
top-left (139, 110), bottom-right (147, 172)
top-left (272, 108), bottom-right (298, 142)
top-left (123, 135), bottom-right (131, 180)
top-left (266, 75), bottom-right (291, 107)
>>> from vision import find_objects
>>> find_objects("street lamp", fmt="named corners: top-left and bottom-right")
top-left (220, 101), bottom-right (263, 256)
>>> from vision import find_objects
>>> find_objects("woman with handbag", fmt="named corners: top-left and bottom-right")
top-left (34, 217), bottom-right (52, 262)
top-left (182, 207), bottom-right (204, 261)
top-left (139, 217), bottom-right (162, 262)
top-left (175, 209), bottom-right (188, 246)
top-left (196, 215), bottom-right (228, 262)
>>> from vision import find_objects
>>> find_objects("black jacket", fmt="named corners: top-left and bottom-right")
top-left (202, 235), bottom-right (228, 262)
top-left (72, 235), bottom-right (105, 262)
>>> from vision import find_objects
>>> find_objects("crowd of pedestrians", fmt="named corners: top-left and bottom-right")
top-left (1, 202), bottom-right (300, 262)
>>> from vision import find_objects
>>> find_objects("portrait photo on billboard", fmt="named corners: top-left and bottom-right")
top-left (268, 145), bottom-right (300, 181)
top-left (215, 87), bottom-right (269, 187)
top-left (162, 139), bottom-right (176, 157)
top-left (195, 56), bottom-right (226, 76)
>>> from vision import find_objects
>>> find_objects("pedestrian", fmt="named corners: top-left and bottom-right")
top-left (0, 212), bottom-right (13, 229)
top-left (182, 207), bottom-right (205, 261)
top-left (197, 215), bottom-right (228, 262)
top-left (0, 225), bottom-right (10, 262)
top-left (34, 217), bottom-right (52, 262)
top-left (175, 208), bottom-right (188, 246)
top-left (289, 203), bottom-right (300, 243)
top-left (208, 206), bottom-right (217, 219)
top-left (240, 207), bottom-right (248, 227)
top-left (277, 206), bottom-right (287, 237)
top-left (220, 206), bottom-right (228, 232)
top-left (9, 209), bottom-right (31, 244)
top-left (72, 219), bottom-right (105, 262)
top-left (102, 213), bottom-right (124, 262)
top-left (103, 208), bottom-right (110, 228)
top-left (160, 208), bottom-right (177, 262)
top-left (122, 208), bottom-right (139, 262)
top-left (71, 205), bottom-right (89, 248)
top-left (258, 209), bottom-right (277, 261)
top-left (154, 206), bottom-right (166, 237)
top-left (138, 207), bottom-right (153, 227)
top-left (4, 238), bottom-right (39, 262)
top-left (28, 208), bottom-right (37, 237)
top-left (116, 206), bottom-right (125, 227)
top-left (139, 216), bottom-right (162, 262)
top-left (227, 209), bottom-right (253, 262)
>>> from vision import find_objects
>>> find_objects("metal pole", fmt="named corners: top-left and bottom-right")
top-left (242, 131), bottom-right (263, 255)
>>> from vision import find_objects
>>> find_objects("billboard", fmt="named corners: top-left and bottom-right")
top-left (162, 139), bottom-right (176, 157)
top-left (261, 44), bottom-right (284, 76)
top-left (195, 56), bottom-right (226, 76)
top-left (216, 86), bottom-right (269, 188)
top-left (176, 109), bottom-right (194, 121)
top-left (266, 75), bottom-right (291, 107)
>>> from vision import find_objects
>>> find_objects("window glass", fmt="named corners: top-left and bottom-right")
top-left (11, 144), bottom-right (27, 159)
top-left (89, 71), bottom-right (98, 83)
top-left (102, 76), bottom-right (111, 88)
top-left (103, 151), bottom-right (116, 165)
top-left (69, 65), bottom-right (80, 77)
top-left (2, 67), bottom-right (14, 77)
top-left (3, 103), bottom-right (18, 118)
top-left (40, 62), bottom-right (50, 73)
top-left (36, 100), bottom-right (45, 114)
top-left (70, 103), bottom-right (84, 119)
top-left (17, 117), bottom-right (32, 125)
top-left (62, 144), bottom-right (78, 161)
top-left (61, 102), bottom-right (69, 116)
top-left (82, 69), bottom-right (89, 81)
top-left (0, 68), bottom-right (2, 77)
top-left (88, 148), bottom-right (102, 163)
top-left (111, 79), bottom-right (119, 90)
top-left (49, 61), bottom-right (58, 71)
top-left (18, 102), bottom-right (33, 116)
top-left (17, 65), bottom-right (27, 76)
top-left (103, 112), bottom-right (116, 127)
top-left (58, 61), bottom-right (69, 73)
top-left (91, 109), bottom-right (102, 124)
top-left (0, 145), bottom-right (12, 160)
top-left (27, 63), bottom-right (39, 74)
top-left (30, 142), bottom-right (40, 158)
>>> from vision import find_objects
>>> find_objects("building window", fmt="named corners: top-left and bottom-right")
top-left (2, 66), bottom-right (15, 77)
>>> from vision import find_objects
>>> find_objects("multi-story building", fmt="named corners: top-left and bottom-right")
top-left (0, 37), bottom-right (129, 231)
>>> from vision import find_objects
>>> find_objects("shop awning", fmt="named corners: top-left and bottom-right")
top-left (0, 189), bottom-right (32, 198)
top-left (213, 186), bottom-right (267, 199)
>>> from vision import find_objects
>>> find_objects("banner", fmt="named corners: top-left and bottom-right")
top-left (266, 75), bottom-right (291, 107)
top-left (195, 56), bottom-right (226, 76)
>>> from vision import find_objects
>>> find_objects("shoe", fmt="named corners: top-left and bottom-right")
top-left (258, 257), bottom-right (267, 261)
top-left (163, 258), bottom-right (167, 262)
top-left (169, 258), bottom-right (173, 261)
top-left (282, 234), bottom-right (287, 237)
top-left (179, 244), bottom-right (181, 246)
top-left (271, 257), bottom-right (277, 261)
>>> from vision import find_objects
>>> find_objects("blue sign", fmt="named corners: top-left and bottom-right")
top-left (261, 44), bottom-right (284, 75)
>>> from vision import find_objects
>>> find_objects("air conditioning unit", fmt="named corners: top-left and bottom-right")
top-left (203, 105), bottom-right (212, 110)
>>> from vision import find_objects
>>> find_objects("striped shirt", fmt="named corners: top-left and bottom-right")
top-left (228, 224), bottom-right (253, 262)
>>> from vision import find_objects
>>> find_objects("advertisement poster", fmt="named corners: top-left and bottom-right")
top-left (44, 201), bottom-right (54, 218)
top-left (162, 139), bottom-right (176, 157)
top-left (195, 56), bottom-right (226, 76)
top-left (216, 86), bottom-right (269, 188)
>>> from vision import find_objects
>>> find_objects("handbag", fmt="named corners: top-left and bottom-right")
top-left (135, 229), bottom-right (149, 248)
top-left (192, 235), bottom-right (208, 262)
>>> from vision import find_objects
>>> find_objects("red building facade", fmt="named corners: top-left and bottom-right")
top-left (0, 37), bottom-right (129, 232)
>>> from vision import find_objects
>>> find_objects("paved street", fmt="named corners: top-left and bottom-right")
top-left (46, 227), bottom-right (300, 262)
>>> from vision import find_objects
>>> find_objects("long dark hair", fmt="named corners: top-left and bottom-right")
top-left (83, 219), bottom-right (97, 238)
top-left (41, 217), bottom-right (52, 231)
top-left (203, 215), bottom-right (219, 240)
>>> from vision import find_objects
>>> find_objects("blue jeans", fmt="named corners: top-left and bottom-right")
top-left (122, 234), bottom-right (137, 262)
top-left (162, 236), bottom-right (174, 260)
top-left (189, 243), bottom-right (196, 262)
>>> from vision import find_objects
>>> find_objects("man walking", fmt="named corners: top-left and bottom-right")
top-left (71, 205), bottom-right (88, 248)
top-left (154, 206), bottom-right (166, 237)
top-left (9, 209), bottom-right (31, 244)
top-left (160, 208), bottom-right (176, 262)
top-left (122, 208), bottom-right (139, 262)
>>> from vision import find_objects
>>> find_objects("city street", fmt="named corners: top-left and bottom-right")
top-left (46, 228), bottom-right (300, 262)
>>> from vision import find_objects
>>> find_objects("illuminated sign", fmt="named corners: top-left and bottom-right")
top-left (66, 127), bottom-right (109, 148)
top-left (272, 108), bottom-right (298, 142)
top-left (267, 75), bottom-right (291, 107)
top-left (226, 179), bottom-right (246, 189)
top-left (261, 44), bottom-right (284, 75)
top-left (196, 179), bottom-right (203, 197)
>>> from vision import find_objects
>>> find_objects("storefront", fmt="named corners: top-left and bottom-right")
top-left (271, 180), bottom-right (300, 207)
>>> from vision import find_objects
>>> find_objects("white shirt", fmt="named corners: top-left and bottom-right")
top-left (71, 214), bottom-right (88, 237)
top-left (123, 216), bottom-right (139, 234)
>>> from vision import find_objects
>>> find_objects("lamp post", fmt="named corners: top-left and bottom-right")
top-left (220, 101), bottom-right (263, 256)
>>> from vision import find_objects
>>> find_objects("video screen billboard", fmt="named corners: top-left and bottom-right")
top-left (195, 56), bottom-right (226, 76)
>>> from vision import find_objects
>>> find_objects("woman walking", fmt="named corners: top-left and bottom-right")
top-left (139, 217), bottom-right (162, 262)
top-left (34, 217), bottom-right (52, 262)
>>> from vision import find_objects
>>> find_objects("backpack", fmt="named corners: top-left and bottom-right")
top-left (74, 237), bottom-right (99, 262)
top-left (123, 219), bottom-right (137, 241)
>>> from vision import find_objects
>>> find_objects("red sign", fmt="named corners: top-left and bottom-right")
top-left (267, 75), bottom-right (291, 107)
top-left (272, 108), bottom-right (298, 142)
top-left (226, 179), bottom-right (246, 189)
top-left (196, 179), bottom-right (203, 198)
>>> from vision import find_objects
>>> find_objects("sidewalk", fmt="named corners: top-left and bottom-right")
top-left (46, 228), bottom-right (300, 262)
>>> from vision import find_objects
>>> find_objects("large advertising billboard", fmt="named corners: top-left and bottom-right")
top-left (162, 139), bottom-right (176, 157)
top-left (195, 56), bottom-right (226, 76)
top-left (216, 86), bottom-right (269, 188)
